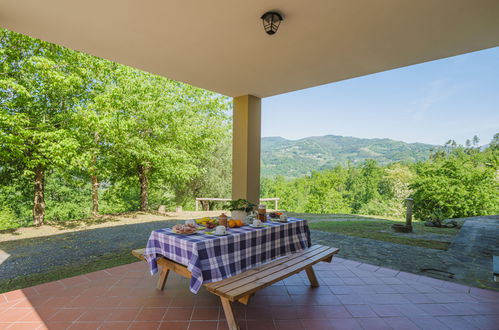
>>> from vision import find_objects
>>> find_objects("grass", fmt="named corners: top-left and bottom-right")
top-left (0, 250), bottom-right (138, 294)
top-left (288, 212), bottom-right (406, 222)
top-left (309, 220), bottom-right (459, 250)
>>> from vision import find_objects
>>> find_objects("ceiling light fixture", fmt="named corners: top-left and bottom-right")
top-left (261, 11), bottom-right (283, 35)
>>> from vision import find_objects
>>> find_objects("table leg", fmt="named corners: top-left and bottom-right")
top-left (305, 266), bottom-right (319, 287)
top-left (221, 297), bottom-right (240, 330)
top-left (157, 268), bottom-right (170, 290)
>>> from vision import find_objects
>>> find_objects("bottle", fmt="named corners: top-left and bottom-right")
top-left (257, 204), bottom-right (267, 222)
top-left (218, 213), bottom-right (228, 227)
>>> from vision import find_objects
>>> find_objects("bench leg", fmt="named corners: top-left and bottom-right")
top-left (324, 255), bottom-right (333, 263)
top-left (221, 297), bottom-right (240, 330)
top-left (237, 292), bottom-right (255, 305)
top-left (306, 266), bottom-right (319, 287)
top-left (157, 268), bottom-right (170, 290)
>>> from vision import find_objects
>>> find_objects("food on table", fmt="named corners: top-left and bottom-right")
top-left (218, 213), bottom-right (228, 227)
top-left (258, 204), bottom-right (267, 222)
top-left (228, 219), bottom-right (244, 228)
top-left (205, 221), bottom-right (216, 229)
top-left (252, 219), bottom-right (263, 227)
top-left (196, 217), bottom-right (218, 229)
top-left (172, 224), bottom-right (197, 234)
top-left (196, 217), bottom-right (212, 225)
top-left (185, 219), bottom-right (197, 226)
top-left (269, 212), bottom-right (283, 219)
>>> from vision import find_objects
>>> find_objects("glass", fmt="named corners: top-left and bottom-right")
top-left (258, 204), bottom-right (267, 222)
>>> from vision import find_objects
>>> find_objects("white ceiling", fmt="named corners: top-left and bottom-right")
top-left (1, 0), bottom-right (499, 98)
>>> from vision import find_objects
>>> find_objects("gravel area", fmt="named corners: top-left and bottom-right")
top-left (0, 218), bottom-right (187, 281)
top-left (0, 211), bottom-right (222, 243)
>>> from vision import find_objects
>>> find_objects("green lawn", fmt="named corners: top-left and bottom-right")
top-left (307, 219), bottom-right (459, 250)
top-left (288, 212), bottom-right (406, 222)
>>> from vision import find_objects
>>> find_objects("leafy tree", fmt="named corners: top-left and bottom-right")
top-left (345, 160), bottom-right (384, 212)
top-left (181, 132), bottom-right (232, 209)
top-left (410, 141), bottom-right (499, 222)
top-left (490, 133), bottom-right (499, 150)
top-left (1, 28), bottom-right (231, 226)
top-left (305, 168), bottom-right (350, 213)
top-left (0, 29), bottom-right (90, 225)
top-left (96, 66), bottom-right (230, 211)
top-left (71, 59), bottom-right (119, 217)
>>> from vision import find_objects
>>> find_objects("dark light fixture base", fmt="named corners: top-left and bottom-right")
top-left (261, 11), bottom-right (283, 35)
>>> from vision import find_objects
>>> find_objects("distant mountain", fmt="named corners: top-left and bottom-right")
top-left (261, 135), bottom-right (438, 178)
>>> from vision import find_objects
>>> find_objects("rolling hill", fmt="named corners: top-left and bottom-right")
top-left (261, 135), bottom-right (438, 178)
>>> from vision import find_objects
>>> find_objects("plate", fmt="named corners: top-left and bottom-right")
top-left (213, 232), bottom-right (229, 236)
top-left (171, 230), bottom-right (197, 235)
top-left (249, 224), bottom-right (264, 228)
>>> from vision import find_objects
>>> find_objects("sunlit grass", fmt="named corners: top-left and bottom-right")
top-left (309, 220), bottom-right (459, 250)
top-left (288, 212), bottom-right (405, 222)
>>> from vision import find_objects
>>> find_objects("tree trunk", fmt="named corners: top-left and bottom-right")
top-left (91, 132), bottom-right (100, 217)
top-left (91, 173), bottom-right (99, 217)
top-left (33, 167), bottom-right (45, 226)
top-left (138, 164), bottom-right (149, 211)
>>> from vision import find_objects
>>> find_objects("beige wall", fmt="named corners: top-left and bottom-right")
top-left (232, 95), bottom-right (261, 205)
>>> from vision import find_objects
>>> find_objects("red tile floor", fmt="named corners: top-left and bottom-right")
top-left (0, 257), bottom-right (498, 329)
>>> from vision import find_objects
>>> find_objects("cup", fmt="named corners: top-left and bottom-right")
top-left (252, 219), bottom-right (262, 227)
top-left (215, 225), bottom-right (227, 235)
top-left (185, 219), bottom-right (196, 226)
top-left (279, 214), bottom-right (288, 222)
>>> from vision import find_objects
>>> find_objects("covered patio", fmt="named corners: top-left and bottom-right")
top-left (1, 0), bottom-right (499, 329)
top-left (1, 258), bottom-right (498, 329)
top-left (3, 0), bottom-right (499, 204)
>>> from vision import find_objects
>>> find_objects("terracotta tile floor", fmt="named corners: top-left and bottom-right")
top-left (0, 258), bottom-right (498, 329)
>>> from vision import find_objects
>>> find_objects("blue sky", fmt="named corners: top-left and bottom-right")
top-left (261, 47), bottom-right (499, 146)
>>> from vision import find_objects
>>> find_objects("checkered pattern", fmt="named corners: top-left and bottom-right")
top-left (144, 218), bottom-right (311, 293)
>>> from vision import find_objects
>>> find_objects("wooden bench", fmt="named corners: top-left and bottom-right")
top-left (132, 245), bottom-right (339, 330)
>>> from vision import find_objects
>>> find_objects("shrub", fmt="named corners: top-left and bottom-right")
top-left (410, 150), bottom-right (499, 222)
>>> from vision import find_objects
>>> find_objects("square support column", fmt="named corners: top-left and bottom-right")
top-left (232, 95), bottom-right (261, 205)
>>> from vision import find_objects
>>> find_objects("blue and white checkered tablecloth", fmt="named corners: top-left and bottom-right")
top-left (144, 218), bottom-right (311, 293)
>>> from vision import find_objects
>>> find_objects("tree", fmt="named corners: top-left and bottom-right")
top-left (97, 67), bottom-right (230, 211)
top-left (304, 168), bottom-right (350, 214)
top-left (345, 160), bottom-right (384, 213)
top-left (180, 131), bottom-right (232, 209)
top-left (490, 133), bottom-right (499, 150)
top-left (0, 29), bottom-right (90, 225)
top-left (472, 135), bottom-right (480, 147)
top-left (410, 140), bottom-right (499, 222)
top-left (72, 58), bottom-right (119, 217)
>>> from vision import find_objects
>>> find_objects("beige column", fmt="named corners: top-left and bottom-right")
top-left (232, 95), bottom-right (261, 205)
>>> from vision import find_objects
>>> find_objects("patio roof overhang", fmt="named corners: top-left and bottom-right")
top-left (2, 0), bottom-right (499, 203)
top-left (2, 0), bottom-right (499, 99)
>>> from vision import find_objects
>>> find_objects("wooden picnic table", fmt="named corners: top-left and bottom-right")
top-left (134, 218), bottom-right (339, 329)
